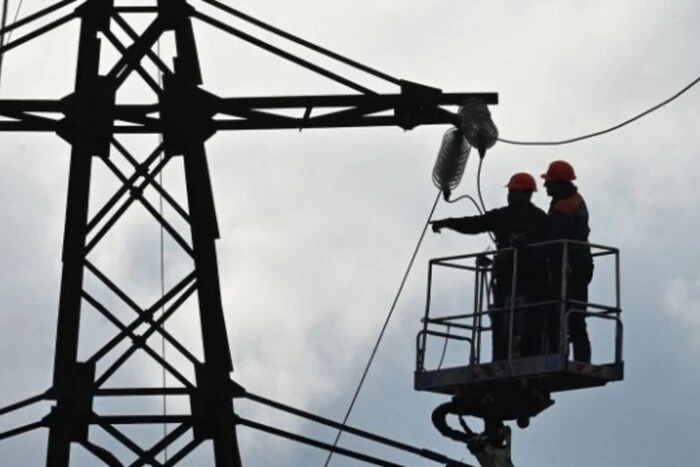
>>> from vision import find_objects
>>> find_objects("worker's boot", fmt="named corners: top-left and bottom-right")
top-left (569, 316), bottom-right (591, 362)
top-left (571, 337), bottom-right (591, 363)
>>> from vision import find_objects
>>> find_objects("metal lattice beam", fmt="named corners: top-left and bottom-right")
top-left (0, 0), bottom-right (498, 465)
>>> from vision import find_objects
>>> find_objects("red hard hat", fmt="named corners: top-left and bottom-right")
top-left (505, 172), bottom-right (537, 191)
top-left (541, 160), bottom-right (576, 182)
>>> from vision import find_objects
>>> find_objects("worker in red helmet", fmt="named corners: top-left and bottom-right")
top-left (430, 172), bottom-right (548, 360)
top-left (540, 160), bottom-right (594, 362)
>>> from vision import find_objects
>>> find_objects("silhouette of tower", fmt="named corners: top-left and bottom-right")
top-left (0, 0), bottom-right (497, 464)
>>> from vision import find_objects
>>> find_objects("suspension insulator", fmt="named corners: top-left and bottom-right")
top-left (458, 98), bottom-right (499, 157)
top-left (432, 127), bottom-right (471, 200)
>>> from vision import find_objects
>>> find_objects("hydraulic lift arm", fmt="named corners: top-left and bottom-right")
top-left (464, 426), bottom-right (515, 467)
top-left (432, 402), bottom-right (515, 467)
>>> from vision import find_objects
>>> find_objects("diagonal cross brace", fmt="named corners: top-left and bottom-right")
top-left (0, 0), bottom-right (499, 465)
top-left (86, 149), bottom-right (193, 257)
top-left (83, 264), bottom-right (199, 371)
top-left (81, 290), bottom-right (195, 389)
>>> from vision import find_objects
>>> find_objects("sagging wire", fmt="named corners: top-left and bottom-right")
top-left (435, 173), bottom-right (493, 371)
top-left (446, 193), bottom-right (483, 213)
top-left (430, 110), bottom-right (497, 375)
top-left (436, 324), bottom-right (451, 370)
top-left (475, 157), bottom-right (496, 245)
top-left (323, 191), bottom-right (441, 467)
top-left (326, 110), bottom-right (496, 464)
top-left (201, 0), bottom-right (698, 150)
top-left (436, 183), bottom-right (490, 371)
top-left (498, 72), bottom-right (700, 146)
top-left (475, 158), bottom-right (487, 214)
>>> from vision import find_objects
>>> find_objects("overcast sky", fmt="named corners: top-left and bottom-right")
top-left (0, 0), bottom-right (698, 466)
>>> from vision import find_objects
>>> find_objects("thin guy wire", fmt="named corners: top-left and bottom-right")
top-left (5, 0), bottom-right (22, 43)
top-left (0, 0), bottom-right (24, 89)
top-left (156, 37), bottom-right (168, 464)
top-left (323, 191), bottom-right (441, 466)
top-left (0, 0), bottom-right (10, 89)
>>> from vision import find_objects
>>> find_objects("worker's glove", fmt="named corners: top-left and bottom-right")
top-left (430, 219), bottom-right (446, 234)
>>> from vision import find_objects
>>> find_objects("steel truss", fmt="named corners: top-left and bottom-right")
top-left (0, 0), bottom-right (497, 465)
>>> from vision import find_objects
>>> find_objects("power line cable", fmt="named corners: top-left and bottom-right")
top-left (203, 0), bottom-right (700, 148)
top-left (0, 0), bottom-right (24, 89)
top-left (0, 0), bottom-right (11, 89)
top-left (446, 194), bottom-right (483, 213)
top-left (498, 72), bottom-right (700, 146)
top-left (192, 2), bottom-right (700, 150)
top-left (436, 160), bottom-right (494, 372)
top-left (436, 324), bottom-right (451, 370)
top-left (200, 0), bottom-right (400, 85)
top-left (6, 0), bottom-right (21, 41)
top-left (475, 157), bottom-right (496, 245)
top-left (323, 191), bottom-right (441, 467)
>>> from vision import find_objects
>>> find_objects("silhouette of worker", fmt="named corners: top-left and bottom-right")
top-left (538, 160), bottom-right (594, 362)
top-left (430, 173), bottom-right (548, 361)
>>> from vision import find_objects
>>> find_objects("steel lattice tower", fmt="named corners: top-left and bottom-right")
top-left (0, 0), bottom-right (497, 465)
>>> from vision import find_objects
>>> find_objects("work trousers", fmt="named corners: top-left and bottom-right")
top-left (546, 261), bottom-right (593, 362)
top-left (491, 289), bottom-right (545, 361)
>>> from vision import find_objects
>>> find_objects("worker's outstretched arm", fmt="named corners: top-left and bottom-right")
top-left (431, 213), bottom-right (492, 235)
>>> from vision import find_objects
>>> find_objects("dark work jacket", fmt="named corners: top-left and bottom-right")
top-left (543, 186), bottom-right (594, 298)
top-left (443, 203), bottom-right (548, 302)
top-left (547, 185), bottom-right (593, 267)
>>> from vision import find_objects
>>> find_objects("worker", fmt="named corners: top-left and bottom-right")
top-left (430, 172), bottom-right (548, 360)
top-left (540, 160), bottom-right (594, 362)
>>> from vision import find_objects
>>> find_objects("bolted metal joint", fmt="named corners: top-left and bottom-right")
top-left (74, 0), bottom-right (114, 32)
top-left (191, 363), bottom-right (236, 441)
top-left (130, 333), bottom-right (146, 347)
top-left (160, 74), bottom-right (217, 155)
top-left (128, 185), bottom-right (144, 200)
top-left (57, 77), bottom-right (117, 157)
top-left (157, 0), bottom-right (196, 31)
top-left (395, 80), bottom-right (445, 130)
top-left (49, 362), bottom-right (96, 443)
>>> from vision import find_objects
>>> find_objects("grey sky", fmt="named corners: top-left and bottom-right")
top-left (0, 0), bottom-right (698, 465)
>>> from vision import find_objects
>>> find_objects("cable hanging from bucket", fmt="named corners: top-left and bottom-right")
top-left (327, 99), bottom-right (501, 466)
